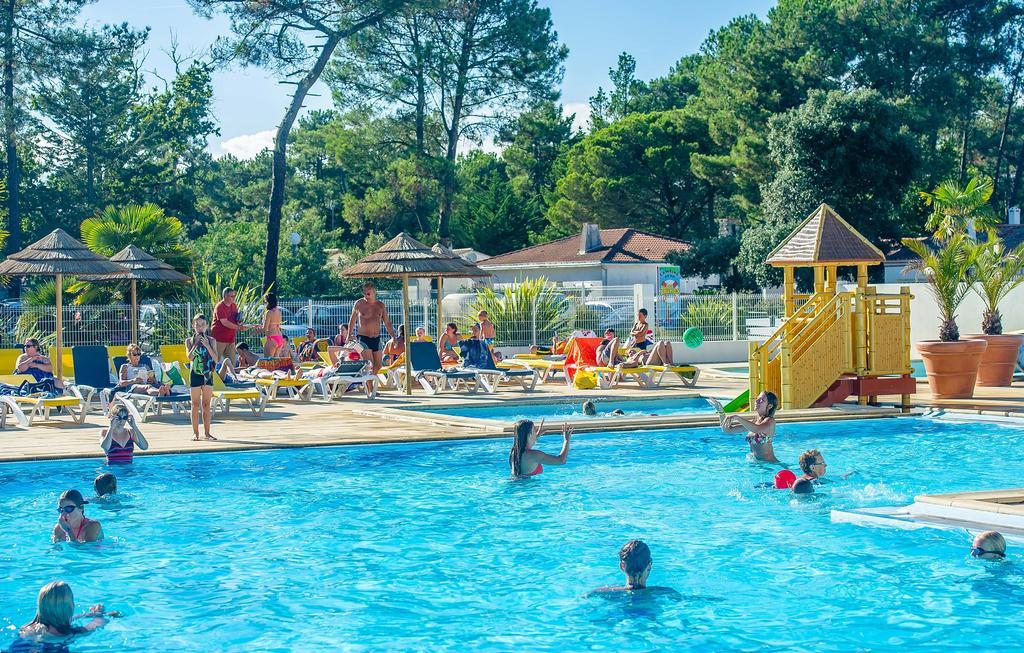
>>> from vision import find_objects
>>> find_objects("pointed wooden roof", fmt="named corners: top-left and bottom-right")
top-left (766, 203), bottom-right (884, 266)
top-left (79, 245), bottom-right (191, 282)
top-left (0, 229), bottom-right (129, 277)
top-left (342, 233), bottom-right (473, 278)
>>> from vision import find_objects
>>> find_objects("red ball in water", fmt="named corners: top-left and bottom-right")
top-left (774, 469), bottom-right (797, 489)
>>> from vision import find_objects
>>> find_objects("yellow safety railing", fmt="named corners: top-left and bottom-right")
top-left (749, 287), bottom-right (911, 410)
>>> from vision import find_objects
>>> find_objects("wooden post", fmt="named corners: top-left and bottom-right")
top-left (436, 276), bottom-right (443, 343)
top-left (828, 265), bottom-right (838, 293)
top-left (54, 273), bottom-right (63, 380)
top-left (813, 265), bottom-right (824, 294)
top-left (131, 279), bottom-right (138, 344)
top-left (402, 275), bottom-right (412, 395)
top-left (780, 341), bottom-right (792, 410)
top-left (783, 266), bottom-right (795, 317)
top-left (900, 286), bottom-right (912, 412)
top-left (854, 267), bottom-right (867, 381)
top-left (748, 340), bottom-right (758, 411)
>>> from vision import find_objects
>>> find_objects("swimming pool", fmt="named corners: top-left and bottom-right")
top-left (713, 360), bottom-right (934, 378)
top-left (3, 417), bottom-right (1024, 651)
top-left (417, 396), bottom-right (718, 422)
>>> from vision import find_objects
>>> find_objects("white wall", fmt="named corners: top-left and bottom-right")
top-left (487, 266), bottom-right (603, 286)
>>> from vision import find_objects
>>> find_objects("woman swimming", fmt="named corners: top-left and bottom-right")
top-left (12, 581), bottom-right (114, 651)
top-left (718, 390), bottom-right (779, 463)
top-left (508, 418), bottom-right (573, 478)
top-left (52, 490), bottom-right (103, 543)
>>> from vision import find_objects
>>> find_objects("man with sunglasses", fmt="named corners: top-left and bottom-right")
top-left (346, 282), bottom-right (395, 379)
top-left (971, 531), bottom-right (1006, 560)
top-left (52, 489), bottom-right (103, 543)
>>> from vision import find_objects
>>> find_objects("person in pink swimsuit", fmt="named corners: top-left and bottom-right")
top-left (51, 489), bottom-right (103, 543)
top-left (508, 418), bottom-right (572, 478)
top-left (262, 293), bottom-right (287, 357)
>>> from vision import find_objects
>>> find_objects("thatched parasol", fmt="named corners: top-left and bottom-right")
top-left (343, 233), bottom-right (485, 395)
top-left (431, 243), bottom-right (490, 344)
top-left (0, 229), bottom-right (129, 379)
top-left (80, 245), bottom-right (191, 343)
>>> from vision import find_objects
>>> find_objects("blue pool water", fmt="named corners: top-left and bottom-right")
top-left (3, 417), bottom-right (1024, 651)
top-left (419, 396), bottom-right (717, 422)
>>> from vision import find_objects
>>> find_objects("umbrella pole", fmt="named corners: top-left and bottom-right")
top-left (131, 279), bottom-right (138, 344)
top-left (436, 276), bottom-right (443, 343)
top-left (402, 274), bottom-right (412, 395)
top-left (55, 273), bottom-right (63, 381)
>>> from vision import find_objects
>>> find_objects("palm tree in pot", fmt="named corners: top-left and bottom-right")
top-left (967, 235), bottom-right (1024, 386)
top-left (902, 232), bottom-right (987, 399)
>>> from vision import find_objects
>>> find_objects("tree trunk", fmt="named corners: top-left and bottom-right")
top-left (959, 122), bottom-right (970, 183)
top-left (263, 33), bottom-right (343, 293)
top-left (1009, 137), bottom-right (1024, 208)
top-left (993, 37), bottom-right (1024, 197)
top-left (2, 0), bottom-right (20, 275)
top-left (437, 11), bottom-right (477, 247)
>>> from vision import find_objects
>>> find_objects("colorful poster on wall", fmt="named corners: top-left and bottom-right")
top-left (658, 266), bottom-right (681, 295)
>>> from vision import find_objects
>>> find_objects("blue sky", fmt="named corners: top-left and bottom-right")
top-left (78, 0), bottom-right (775, 157)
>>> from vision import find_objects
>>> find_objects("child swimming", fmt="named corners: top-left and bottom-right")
top-left (716, 391), bottom-right (779, 463)
top-left (100, 403), bottom-right (149, 465)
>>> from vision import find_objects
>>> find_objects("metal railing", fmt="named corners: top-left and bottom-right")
top-left (0, 289), bottom-right (786, 354)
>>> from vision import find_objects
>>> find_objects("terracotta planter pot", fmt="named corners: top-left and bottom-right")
top-left (916, 339), bottom-right (988, 399)
top-left (965, 334), bottom-right (1024, 387)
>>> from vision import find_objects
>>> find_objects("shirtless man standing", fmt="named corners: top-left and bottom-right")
top-left (347, 282), bottom-right (396, 374)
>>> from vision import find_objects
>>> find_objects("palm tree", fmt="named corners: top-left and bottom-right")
top-left (902, 233), bottom-right (978, 341)
top-left (920, 175), bottom-right (998, 241)
top-left (969, 236), bottom-right (1024, 335)
top-left (73, 203), bottom-right (193, 303)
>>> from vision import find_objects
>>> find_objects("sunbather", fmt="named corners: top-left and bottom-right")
top-left (116, 344), bottom-right (171, 397)
top-left (458, 325), bottom-right (492, 369)
top-left (382, 325), bottom-right (406, 365)
top-left (640, 341), bottom-right (674, 366)
top-left (15, 338), bottom-right (64, 389)
top-left (438, 323), bottom-right (460, 365)
top-left (296, 328), bottom-right (320, 362)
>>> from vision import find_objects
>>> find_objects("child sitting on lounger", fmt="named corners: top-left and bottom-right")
top-left (716, 390), bottom-right (779, 463)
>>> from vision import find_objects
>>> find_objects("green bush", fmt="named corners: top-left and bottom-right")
top-left (462, 277), bottom-right (572, 346)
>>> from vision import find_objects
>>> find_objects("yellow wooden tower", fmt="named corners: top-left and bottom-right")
top-left (749, 204), bottom-right (914, 410)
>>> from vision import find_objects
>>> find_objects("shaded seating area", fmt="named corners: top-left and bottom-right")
top-left (405, 341), bottom-right (481, 394)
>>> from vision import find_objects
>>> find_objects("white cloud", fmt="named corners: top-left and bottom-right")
top-left (563, 102), bottom-right (591, 133)
top-left (217, 130), bottom-right (275, 159)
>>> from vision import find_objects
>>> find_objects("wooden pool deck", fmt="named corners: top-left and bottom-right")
top-left (0, 368), bottom-right (1021, 463)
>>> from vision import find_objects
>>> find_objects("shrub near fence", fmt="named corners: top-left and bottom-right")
top-left (0, 291), bottom-right (785, 355)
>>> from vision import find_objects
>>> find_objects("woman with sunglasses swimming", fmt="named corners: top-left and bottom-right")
top-left (508, 419), bottom-right (573, 478)
top-left (100, 403), bottom-right (149, 464)
top-left (15, 338), bottom-right (64, 389)
top-left (51, 489), bottom-right (103, 543)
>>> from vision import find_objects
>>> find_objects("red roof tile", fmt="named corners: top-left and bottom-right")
top-left (480, 228), bottom-right (691, 266)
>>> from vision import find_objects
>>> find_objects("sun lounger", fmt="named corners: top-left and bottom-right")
top-left (467, 350), bottom-right (538, 393)
top-left (159, 344), bottom-right (190, 370)
top-left (588, 364), bottom-right (653, 389)
top-left (253, 374), bottom-right (314, 401)
top-left (67, 346), bottom-right (117, 414)
top-left (111, 354), bottom-right (191, 422)
top-left (0, 374), bottom-right (85, 426)
top-left (646, 364), bottom-right (700, 387)
top-left (309, 361), bottom-right (378, 401)
top-left (0, 347), bottom-right (23, 376)
top-left (406, 341), bottom-right (481, 394)
top-left (211, 372), bottom-right (269, 416)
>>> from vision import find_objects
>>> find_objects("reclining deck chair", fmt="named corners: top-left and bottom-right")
top-left (466, 347), bottom-right (538, 393)
top-left (111, 354), bottom-right (191, 421)
top-left (67, 346), bottom-right (117, 415)
top-left (309, 360), bottom-right (378, 401)
top-left (0, 374), bottom-right (85, 426)
top-left (406, 341), bottom-right (481, 394)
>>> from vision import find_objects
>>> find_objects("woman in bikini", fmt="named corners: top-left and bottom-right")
top-left (438, 322), bottom-right (460, 364)
top-left (100, 403), bottom-right (149, 464)
top-left (185, 313), bottom-right (220, 441)
top-left (52, 489), bottom-right (103, 543)
top-left (508, 418), bottom-right (573, 478)
top-left (262, 293), bottom-right (286, 358)
top-left (717, 390), bottom-right (779, 463)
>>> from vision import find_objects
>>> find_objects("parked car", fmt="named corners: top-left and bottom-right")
top-left (583, 300), bottom-right (635, 332)
top-left (283, 304), bottom-right (352, 339)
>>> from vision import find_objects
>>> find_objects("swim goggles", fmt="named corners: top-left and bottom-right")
top-left (970, 547), bottom-right (1006, 558)
top-left (57, 505), bottom-right (80, 514)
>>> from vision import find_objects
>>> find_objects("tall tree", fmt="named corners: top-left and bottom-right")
top-left (188, 0), bottom-right (408, 292)
top-left (588, 52), bottom-right (644, 129)
top-left (427, 0), bottom-right (566, 245)
top-left (0, 0), bottom-right (94, 270)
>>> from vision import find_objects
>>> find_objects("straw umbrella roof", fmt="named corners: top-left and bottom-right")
top-left (767, 203), bottom-right (885, 267)
top-left (79, 244), bottom-right (190, 282)
top-left (0, 228), bottom-right (129, 277)
top-left (431, 243), bottom-right (491, 278)
top-left (343, 232), bottom-right (474, 278)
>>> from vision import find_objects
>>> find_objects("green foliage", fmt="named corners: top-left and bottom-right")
top-left (902, 233), bottom-right (978, 342)
top-left (680, 296), bottom-right (733, 331)
top-left (667, 235), bottom-right (747, 291)
top-left (921, 175), bottom-right (997, 241)
top-left (452, 151), bottom-right (539, 254)
top-left (968, 235), bottom-right (1024, 335)
top-left (738, 89), bottom-right (918, 287)
top-left (547, 109), bottom-right (716, 240)
top-left (462, 278), bottom-right (571, 345)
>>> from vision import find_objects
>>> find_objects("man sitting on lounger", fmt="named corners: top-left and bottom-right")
top-left (458, 324), bottom-right (493, 369)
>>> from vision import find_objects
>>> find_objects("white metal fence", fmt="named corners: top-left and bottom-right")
top-left (0, 290), bottom-right (785, 354)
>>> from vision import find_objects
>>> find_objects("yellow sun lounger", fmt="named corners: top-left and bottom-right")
top-left (646, 364), bottom-right (700, 387)
top-left (586, 365), bottom-right (653, 389)
top-left (0, 374), bottom-right (85, 426)
top-left (253, 375), bottom-right (314, 401)
top-left (211, 373), bottom-right (269, 416)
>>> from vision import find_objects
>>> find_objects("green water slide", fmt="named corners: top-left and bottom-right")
top-left (722, 389), bottom-right (749, 413)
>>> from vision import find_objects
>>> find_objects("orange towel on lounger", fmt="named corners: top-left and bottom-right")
top-left (563, 337), bottom-right (602, 382)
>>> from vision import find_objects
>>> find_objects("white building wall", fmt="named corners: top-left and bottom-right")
top-left (485, 263), bottom-right (719, 291)
top-left (486, 266), bottom-right (604, 286)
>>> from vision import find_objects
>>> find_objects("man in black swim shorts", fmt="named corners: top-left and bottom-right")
top-left (347, 282), bottom-right (395, 381)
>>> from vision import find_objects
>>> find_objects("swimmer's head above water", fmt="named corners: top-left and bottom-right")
top-left (792, 478), bottom-right (814, 494)
top-left (582, 400), bottom-right (596, 416)
top-left (508, 419), bottom-right (539, 476)
top-left (619, 540), bottom-right (653, 589)
top-left (755, 391), bottom-right (779, 418)
top-left (972, 531), bottom-right (1006, 560)
top-left (799, 449), bottom-right (826, 478)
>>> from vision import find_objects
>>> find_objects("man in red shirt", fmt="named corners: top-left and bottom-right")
top-left (211, 287), bottom-right (251, 364)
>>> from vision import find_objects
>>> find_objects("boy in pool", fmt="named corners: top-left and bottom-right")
top-left (589, 540), bottom-right (679, 595)
top-left (714, 391), bottom-right (779, 463)
top-left (582, 400), bottom-right (597, 416)
top-left (971, 531), bottom-right (1006, 560)
top-left (93, 473), bottom-right (117, 498)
